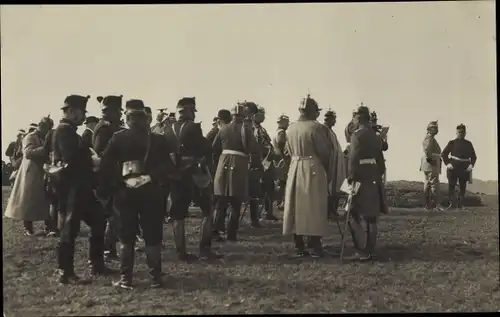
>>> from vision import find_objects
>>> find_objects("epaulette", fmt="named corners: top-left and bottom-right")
top-left (353, 127), bottom-right (363, 134)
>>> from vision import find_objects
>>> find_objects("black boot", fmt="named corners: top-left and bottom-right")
top-left (292, 234), bottom-right (309, 257)
top-left (173, 220), bottom-right (196, 262)
top-left (227, 203), bottom-right (242, 242)
top-left (364, 221), bottom-right (378, 260)
top-left (199, 216), bottom-right (222, 260)
top-left (23, 221), bottom-right (34, 236)
top-left (145, 245), bottom-right (163, 288)
top-left (89, 235), bottom-right (117, 276)
top-left (57, 243), bottom-right (81, 284)
top-left (249, 200), bottom-right (263, 228)
top-left (424, 190), bottom-right (432, 210)
top-left (344, 219), bottom-right (369, 261)
top-left (114, 243), bottom-right (134, 289)
top-left (307, 236), bottom-right (325, 258)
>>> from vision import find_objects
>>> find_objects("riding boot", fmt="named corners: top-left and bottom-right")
top-left (226, 203), bottom-right (241, 241)
top-left (173, 220), bottom-right (196, 262)
top-left (89, 234), bottom-right (116, 276)
top-left (213, 200), bottom-right (227, 235)
top-left (447, 184), bottom-right (456, 209)
top-left (145, 245), bottom-right (163, 288)
top-left (293, 234), bottom-right (308, 257)
top-left (114, 243), bottom-right (134, 289)
top-left (307, 236), bottom-right (325, 258)
top-left (263, 195), bottom-right (278, 221)
top-left (424, 189), bottom-right (431, 210)
top-left (249, 200), bottom-right (262, 228)
top-left (23, 221), bottom-right (34, 236)
top-left (365, 221), bottom-right (378, 259)
top-left (348, 218), bottom-right (366, 252)
top-left (199, 216), bottom-right (221, 259)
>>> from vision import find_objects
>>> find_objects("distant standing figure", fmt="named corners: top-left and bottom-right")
top-left (4, 117), bottom-right (54, 236)
top-left (81, 116), bottom-right (99, 149)
top-left (419, 121), bottom-right (443, 210)
top-left (441, 124), bottom-right (477, 210)
top-left (283, 95), bottom-right (336, 258)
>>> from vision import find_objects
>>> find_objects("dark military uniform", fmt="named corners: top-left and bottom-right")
top-left (92, 95), bottom-right (124, 260)
top-left (441, 124), bottom-right (477, 209)
top-left (42, 128), bottom-right (59, 235)
top-left (323, 110), bottom-right (341, 216)
top-left (166, 97), bottom-right (219, 261)
top-left (6, 132), bottom-right (24, 171)
top-left (82, 116), bottom-right (99, 149)
top-left (51, 95), bottom-right (110, 284)
top-left (346, 106), bottom-right (388, 261)
top-left (97, 99), bottom-right (176, 289)
top-left (212, 104), bottom-right (256, 241)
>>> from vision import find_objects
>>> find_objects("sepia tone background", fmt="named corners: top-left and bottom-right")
top-left (1, 2), bottom-right (496, 182)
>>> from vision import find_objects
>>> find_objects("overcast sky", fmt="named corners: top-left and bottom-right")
top-left (1, 2), bottom-right (496, 181)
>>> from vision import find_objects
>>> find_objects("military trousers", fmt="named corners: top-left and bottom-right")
top-left (214, 196), bottom-right (243, 240)
top-left (56, 184), bottom-right (106, 276)
top-left (113, 183), bottom-right (165, 279)
top-left (104, 202), bottom-right (119, 256)
top-left (261, 169), bottom-right (275, 216)
top-left (446, 166), bottom-right (469, 207)
top-left (348, 212), bottom-right (378, 256)
top-left (423, 171), bottom-right (441, 207)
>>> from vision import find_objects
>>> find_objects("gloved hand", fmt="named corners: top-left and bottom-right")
top-left (347, 178), bottom-right (353, 185)
top-left (466, 164), bottom-right (473, 172)
top-left (446, 163), bottom-right (453, 170)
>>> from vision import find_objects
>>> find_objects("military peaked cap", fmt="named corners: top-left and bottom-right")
top-left (242, 101), bottom-right (259, 115)
top-left (257, 106), bottom-right (265, 114)
top-left (125, 99), bottom-right (146, 114)
top-left (84, 116), bottom-right (99, 124)
top-left (62, 95), bottom-right (90, 111)
top-left (144, 107), bottom-right (152, 115)
top-left (299, 94), bottom-right (321, 112)
top-left (177, 97), bottom-right (197, 112)
top-left (97, 95), bottom-right (123, 111)
top-left (168, 112), bottom-right (176, 118)
top-left (18, 129), bottom-right (26, 135)
top-left (217, 109), bottom-right (232, 122)
top-left (212, 116), bottom-right (218, 122)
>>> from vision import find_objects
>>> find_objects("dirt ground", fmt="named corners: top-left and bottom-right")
top-left (2, 187), bottom-right (499, 315)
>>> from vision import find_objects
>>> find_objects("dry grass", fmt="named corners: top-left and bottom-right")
top-left (2, 186), bottom-right (499, 315)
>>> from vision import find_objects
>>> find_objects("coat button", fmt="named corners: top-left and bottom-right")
top-left (312, 172), bottom-right (316, 176)
top-left (230, 167), bottom-right (235, 171)
top-left (309, 156), bottom-right (313, 159)
top-left (224, 166), bottom-right (228, 170)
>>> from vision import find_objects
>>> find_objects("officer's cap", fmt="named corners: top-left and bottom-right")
top-left (17, 129), bottom-right (26, 135)
top-left (241, 101), bottom-right (259, 115)
top-left (168, 112), bottom-right (176, 118)
top-left (29, 123), bottom-right (38, 128)
top-left (299, 94), bottom-right (321, 112)
top-left (144, 107), bottom-right (152, 115)
top-left (97, 95), bottom-right (123, 111)
top-left (277, 114), bottom-right (290, 123)
top-left (125, 99), bottom-right (146, 115)
top-left (61, 95), bottom-right (90, 112)
top-left (370, 111), bottom-right (378, 120)
top-left (257, 106), bottom-right (265, 114)
top-left (83, 116), bottom-right (99, 124)
top-left (176, 97), bottom-right (197, 112)
top-left (212, 116), bottom-right (218, 123)
top-left (157, 108), bottom-right (168, 113)
top-left (217, 109), bottom-right (232, 122)
top-left (456, 123), bottom-right (466, 131)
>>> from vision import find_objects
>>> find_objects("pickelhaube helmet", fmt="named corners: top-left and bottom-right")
top-left (427, 120), bottom-right (439, 129)
top-left (456, 123), bottom-right (466, 131)
top-left (231, 102), bottom-right (246, 116)
top-left (277, 114), bottom-right (290, 123)
top-left (324, 109), bottom-right (336, 118)
top-left (299, 94), bottom-right (321, 112)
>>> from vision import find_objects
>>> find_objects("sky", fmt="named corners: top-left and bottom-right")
top-left (1, 2), bottom-right (497, 181)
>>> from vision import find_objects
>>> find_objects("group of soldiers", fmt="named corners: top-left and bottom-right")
top-left (3, 93), bottom-right (478, 291)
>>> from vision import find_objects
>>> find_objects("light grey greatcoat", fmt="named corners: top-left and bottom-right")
top-left (283, 117), bottom-right (335, 237)
top-left (4, 131), bottom-right (50, 221)
top-left (419, 134), bottom-right (442, 174)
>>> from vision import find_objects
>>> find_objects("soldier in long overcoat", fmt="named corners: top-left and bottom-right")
top-left (419, 120), bottom-right (443, 210)
top-left (93, 95), bottom-right (124, 260)
top-left (345, 105), bottom-right (388, 261)
top-left (4, 117), bottom-right (54, 235)
top-left (97, 99), bottom-right (177, 289)
top-left (212, 104), bottom-right (256, 241)
top-left (323, 109), bottom-right (346, 215)
top-left (283, 95), bottom-right (336, 258)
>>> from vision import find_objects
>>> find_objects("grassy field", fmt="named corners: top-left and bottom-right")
top-left (2, 186), bottom-right (499, 315)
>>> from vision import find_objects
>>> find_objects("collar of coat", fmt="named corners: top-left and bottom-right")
top-left (60, 118), bottom-right (78, 131)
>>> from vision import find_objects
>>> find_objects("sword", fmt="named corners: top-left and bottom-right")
top-left (340, 181), bottom-right (360, 262)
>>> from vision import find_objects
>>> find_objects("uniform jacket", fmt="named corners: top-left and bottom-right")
top-left (419, 134), bottom-right (442, 174)
top-left (212, 120), bottom-right (256, 199)
top-left (92, 118), bottom-right (123, 156)
top-left (282, 117), bottom-right (335, 237)
top-left (81, 128), bottom-right (94, 149)
top-left (52, 119), bottom-right (94, 187)
top-left (5, 140), bottom-right (23, 169)
top-left (97, 128), bottom-right (177, 196)
top-left (348, 125), bottom-right (388, 217)
top-left (4, 131), bottom-right (50, 221)
top-left (441, 138), bottom-right (477, 168)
